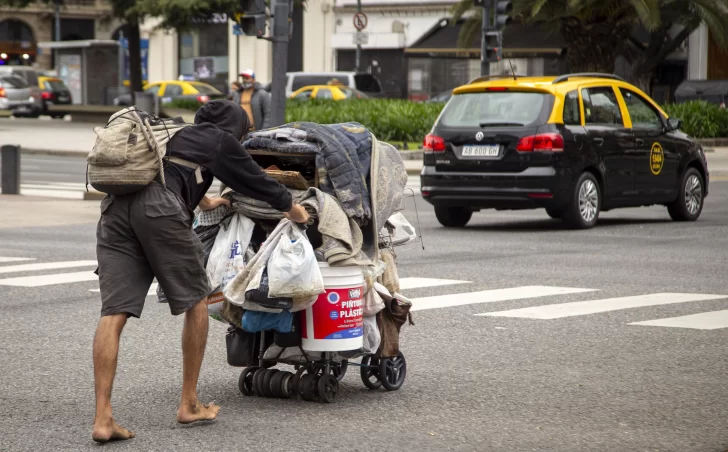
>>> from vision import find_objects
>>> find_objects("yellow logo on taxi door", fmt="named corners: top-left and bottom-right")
top-left (650, 142), bottom-right (664, 175)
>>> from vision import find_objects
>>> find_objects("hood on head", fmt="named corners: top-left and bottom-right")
top-left (194, 100), bottom-right (249, 141)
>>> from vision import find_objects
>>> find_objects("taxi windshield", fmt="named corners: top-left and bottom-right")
top-left (440, 91), bottom-right (550, 127)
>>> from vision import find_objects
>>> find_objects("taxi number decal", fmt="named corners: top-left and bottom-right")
top-left (650, 142), bottom-right (664, 175)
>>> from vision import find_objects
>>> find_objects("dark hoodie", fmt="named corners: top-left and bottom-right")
top-left (163, 100), bottom-right (292, 212)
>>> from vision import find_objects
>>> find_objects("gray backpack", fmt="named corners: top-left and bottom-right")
top-left (87, 107), bottom-right (204, 195)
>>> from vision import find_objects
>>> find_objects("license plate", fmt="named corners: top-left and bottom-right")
top-left (57, 97), bottom-right (67, 102)
top-left (462, 144), bottom-right (499, 157)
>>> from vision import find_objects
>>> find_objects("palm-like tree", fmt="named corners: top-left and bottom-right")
top-left (451, 0), bottom-right (728, 91)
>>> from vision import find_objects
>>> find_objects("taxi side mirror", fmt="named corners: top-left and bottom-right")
top-left (667, 117), bottom-right (681, 132)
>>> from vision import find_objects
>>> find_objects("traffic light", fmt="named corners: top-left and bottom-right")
top-left (494, 0), bottom-right (512, 29)
top-left (237, 0), bottom-right (267, 37)
top-left (484, 31), bottom-right (502, 62)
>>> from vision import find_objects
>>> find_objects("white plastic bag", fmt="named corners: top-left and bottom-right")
top-left (206, 213), bottom-right (256, 298)
top-left (267, 224), bottom-right (325, 299)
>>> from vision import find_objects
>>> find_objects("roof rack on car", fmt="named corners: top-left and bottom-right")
top-left (468, 74), bottom-right (528, 84)
top-left (552, 73), bottom-right (626, 84)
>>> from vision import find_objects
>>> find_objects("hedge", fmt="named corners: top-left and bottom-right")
top-left (166, 98), bottom-right (728, 142)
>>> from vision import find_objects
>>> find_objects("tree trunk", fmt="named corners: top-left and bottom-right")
top-left (559, 18), bottom-right (632, 74)
top-left (126, 20), bottom-right (144, 104)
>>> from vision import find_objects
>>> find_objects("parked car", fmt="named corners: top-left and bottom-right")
top-left (290, 85), bottom-right (369, 100)
top-left (0, 74), bottom-right (35, 117)
top-left (37, 76), bottom-right (72, 118)
top-left (0, 66), bottom-right (43, 116)
top-left (113, 80), bottom-right (225, 106)
top-left (284, 72), bottom-right (382, 98)
top-left (421, 73), bottom-right (709, 229)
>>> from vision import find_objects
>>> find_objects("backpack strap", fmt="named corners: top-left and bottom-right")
top-left (164, 156), bottom-right (205, 184)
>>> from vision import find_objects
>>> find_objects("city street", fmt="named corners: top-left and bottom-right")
top-left (1, 183), bottom-right (727, 451)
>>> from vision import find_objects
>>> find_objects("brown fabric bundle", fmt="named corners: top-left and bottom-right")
top-left (376, 294), bottom-right (414, 358)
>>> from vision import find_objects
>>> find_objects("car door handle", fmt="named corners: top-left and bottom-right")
top-left (636, 138), bottom-right (644, 146)
top-left (593, 137), bottom-right (604, 146)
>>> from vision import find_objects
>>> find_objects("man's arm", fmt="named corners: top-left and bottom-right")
top-left (212, 133), bottom-right (308, 223)
top-left (198, 196), bottom-right (230, 211)
top-left (260, 90), bottom-right (272, 130)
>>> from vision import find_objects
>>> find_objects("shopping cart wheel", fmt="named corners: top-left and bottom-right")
top-left (317, 374), bottom-right (340, 403)
top-left (238, 366), bottom-right (258, 397)
top-left (360, 355), bottom-right (382, 390)
top-left (299, 374), bottom-right (318, 401)
top-left (252, 368), bottom-right (267, 397)
top-left (261, 369), bottom-right (279, 398)
top-left (332, 360), bottom-right (348, 382)
top-left (378, 351), bottom-right (407, 391)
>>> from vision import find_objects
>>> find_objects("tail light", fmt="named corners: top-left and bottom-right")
top-left (197, 95), bottom-right (210, 103)
top-left (41, 91), bottom-right (53, 100)
top-left (516, 133), bottom-right (564, 152)
top-left (0, 87), bottom-right (5, 98)
top-left (423, 134), bottom-right (446, 153)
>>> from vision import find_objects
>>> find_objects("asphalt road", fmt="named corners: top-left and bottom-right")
top-left (1, 186), bottom-right (727, 451)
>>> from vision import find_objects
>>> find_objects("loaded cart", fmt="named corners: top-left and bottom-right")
top-left (198, 121), bottom-right (418, 403)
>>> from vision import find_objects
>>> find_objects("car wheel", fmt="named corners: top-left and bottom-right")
top-left (545, 208), bottom-right (562, 219)
top-left (434, 206), bottom-right (472, 228)
top-left (563, 172), bottom-right (601, 229)
top-left (667, 167), bottom-right (704, 222)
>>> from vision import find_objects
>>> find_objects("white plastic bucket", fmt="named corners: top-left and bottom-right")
top-left (301, 263), bottom-right (365, 352)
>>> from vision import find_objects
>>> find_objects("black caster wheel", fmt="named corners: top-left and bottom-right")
top-left (299, 374), bottom-right (318, 401)
top-left (238, 366), bottom-right (259, 396)
top-left (252, 368), bottom-right (267, 397)
top-left (332, 360), bottom-right (348, 382)
top-left (360, 355), bottom-right (382, 390)
top-left (378, 351), bottom-right (407, 391)
top-left (317, 374), bottom-right (340, 403)
top-left (270, 371), bottom-right (295, 399)
top-left (261, 369), bottom-right (279, 398)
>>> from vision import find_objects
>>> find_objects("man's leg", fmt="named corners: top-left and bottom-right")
top-left (92, 314), bottom-right (135, 442)
top-left (176, 298), bottom-right (220, 424)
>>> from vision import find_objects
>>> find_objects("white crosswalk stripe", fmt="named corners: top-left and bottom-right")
top-left (0, 257), bottom-right (36, 263)
top-left (0, 271), bottom-right (98, 287)
top-left (478, 293), bottom-right (727, 319)
top-left (0, 260), bottom-right (97, 276)
top-left (629, 310), bottom-right (728, 330)
top-left (410, 286), bottom-right (598, 312)
top-left (3, 257), bottom-right (728, 331)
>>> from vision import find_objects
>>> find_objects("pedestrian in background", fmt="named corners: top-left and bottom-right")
top-left (228, 81), bottom-right (242, 101)
top-left (232, 69), bottom-right (271, 132)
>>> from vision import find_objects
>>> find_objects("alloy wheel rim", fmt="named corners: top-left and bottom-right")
top-left (579, 180), bottom-right (598, 223)
top-left (684, 175), bottom-right (702, 215)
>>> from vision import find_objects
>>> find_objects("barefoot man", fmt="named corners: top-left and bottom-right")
top-left (91, 100), bottom-right (309, 442)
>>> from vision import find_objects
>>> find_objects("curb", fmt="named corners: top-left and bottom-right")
top-left (21, 148), bottom-right (88, 157)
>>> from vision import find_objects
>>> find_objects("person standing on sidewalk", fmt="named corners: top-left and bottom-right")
top-left (91, 100), bottom-right (309, 443)
top-left (232, 69), bottom-right (271, 132)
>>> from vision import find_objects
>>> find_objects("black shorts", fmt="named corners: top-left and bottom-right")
top-left (96, 182), bottom-right (210, 318)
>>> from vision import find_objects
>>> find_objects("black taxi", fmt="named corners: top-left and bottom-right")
top-left (421, 73), bottom-right (710, 229)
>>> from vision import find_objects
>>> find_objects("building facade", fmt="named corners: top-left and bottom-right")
top-left (0, 0), bottom-right (120, 70)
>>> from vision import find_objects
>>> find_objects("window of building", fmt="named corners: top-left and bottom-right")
top-left (178, 21), bottom-right (229, 93)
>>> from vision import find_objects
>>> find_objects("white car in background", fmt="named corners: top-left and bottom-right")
top-left (0, 74), bottom-right (35, 117)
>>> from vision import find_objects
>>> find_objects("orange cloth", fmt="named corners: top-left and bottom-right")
top-left (239, 89), bottom-right (255, 130)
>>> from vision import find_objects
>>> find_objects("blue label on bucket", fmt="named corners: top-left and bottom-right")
top-left (324, 327), bottom-right (362, 340)
top-left (329, 311), bottom-right (339, 320)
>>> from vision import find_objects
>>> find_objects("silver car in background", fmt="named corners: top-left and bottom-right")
top-left (0, 74), bottom-right (35, 117)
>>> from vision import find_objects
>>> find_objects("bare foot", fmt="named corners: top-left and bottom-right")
top-left (176, 401), bottom-right (220, 425)
top-left (92, 419), bottom-right (135, 443)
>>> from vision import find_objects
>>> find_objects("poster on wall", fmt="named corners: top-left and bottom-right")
top-left (119, 38), bottom-right (149, 84)
top-left (193, 57), bottom-right (215, 79)
top-left (59, 54), bottom-right (82, 104)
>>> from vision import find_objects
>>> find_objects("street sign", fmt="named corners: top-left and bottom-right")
top-left (232, 24), bottom-right (243, 36)
top-left (353, 12), bottom-right (368, 31)
top-left (353, 31), bottom-right (369, 45)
